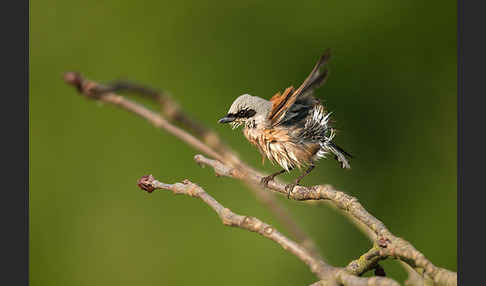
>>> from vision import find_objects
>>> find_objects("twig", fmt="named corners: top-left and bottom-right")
top-left (193, 154), bottom-right (457, 286)
top-left (137, 175), bottom-right (330, 278)
top-left (63, 72), bottom-right (323, 260)
top-left (345, 245), bottom-right (384, 276)
top-left (137, 175), bottom-right (400, 286)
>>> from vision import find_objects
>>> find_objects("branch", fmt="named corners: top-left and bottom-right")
top-left (193, 154), bottom-right (457, 286)
top-left (63, 72), bottom-right (322, 260)
top-left (137, 175), bottom-right (400, 286)
top-left (137, 175), bottom-right (330, 278)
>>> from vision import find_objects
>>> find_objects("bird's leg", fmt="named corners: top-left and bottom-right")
top-left (260, 169), bottom-right (286, 188)
top-left (285, 164), bottom-right (315, 198)
top-left (295, 164), bottom-right (316, 185)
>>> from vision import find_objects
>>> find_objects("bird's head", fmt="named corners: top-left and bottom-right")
top-left (218, 94), bottom-right (272, 129)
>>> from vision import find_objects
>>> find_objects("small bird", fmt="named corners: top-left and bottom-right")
top-left (218, 49), bottom-right (352, 194)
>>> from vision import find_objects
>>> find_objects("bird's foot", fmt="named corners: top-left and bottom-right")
top-left (260, 175), bottom-right (275, 188)
top-left (284, 183), bottom-right (297, 199)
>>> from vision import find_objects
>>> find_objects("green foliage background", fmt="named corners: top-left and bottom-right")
top-left (30, 1), bottom-right (456, 285)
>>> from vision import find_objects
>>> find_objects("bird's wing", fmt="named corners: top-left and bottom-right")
top-left (268, 49), bottom-right (331, 126)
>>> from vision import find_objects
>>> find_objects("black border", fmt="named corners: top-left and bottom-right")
top-left (460, 0), bottom-right (486, 284)
top-left (457, 0), bottom-right (463, 284)
top-left (1, 0), bottom-right (29, 284)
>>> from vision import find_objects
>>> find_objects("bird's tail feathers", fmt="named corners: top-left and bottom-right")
top-left (326, 141), bottom-right (352, 169)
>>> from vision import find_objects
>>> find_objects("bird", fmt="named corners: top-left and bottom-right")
top-left (218, 49), bottom-right (352, 195)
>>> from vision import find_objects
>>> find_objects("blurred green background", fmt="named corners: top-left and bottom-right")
top-left (30, 0), bottom-right (456, 285)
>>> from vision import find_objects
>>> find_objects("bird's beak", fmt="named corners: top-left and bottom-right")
top-left (218, 115), bottom-right (235, 124)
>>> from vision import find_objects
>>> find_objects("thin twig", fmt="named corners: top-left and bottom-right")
top-left (137, 175), bottom-right (330, 278)
top-left (345, 245), bottom-right (384, 276)
top-left (137, 175), bottom-right (400, 286)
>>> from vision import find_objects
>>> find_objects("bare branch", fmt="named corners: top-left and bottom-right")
top-left (137, 175), bottom-right (400, 286)
top-left (193, 154), bottom-right (457, 286)
top-left (136, 174), bottom-right (330, 279)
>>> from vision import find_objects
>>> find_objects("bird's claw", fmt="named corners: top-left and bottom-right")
top-left (285, 183), bottom-right (297, 199)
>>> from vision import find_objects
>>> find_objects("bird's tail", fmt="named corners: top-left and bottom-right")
top-left (327, 141), bottom-right (352, 169)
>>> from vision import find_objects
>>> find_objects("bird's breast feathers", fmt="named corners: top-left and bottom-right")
top-left (243, 125), bottom-right (320, 171)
